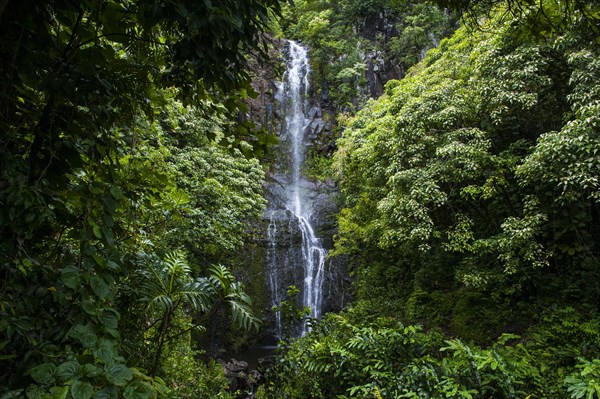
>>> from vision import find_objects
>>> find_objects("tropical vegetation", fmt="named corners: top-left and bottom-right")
top-left (1, 0), bottom-right (278, 397)
top-left (2, 0), bottom-right (599, 398)
top-left (259, 0), bottom-right (600, 398)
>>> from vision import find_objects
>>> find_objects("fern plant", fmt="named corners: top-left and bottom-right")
top-left (565, 359), bottom-right (600, 399)
top-left (138, 251), bottom-right (259, 375)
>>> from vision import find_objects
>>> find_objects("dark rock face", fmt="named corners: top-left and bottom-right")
top-left (356, 13), bottom-right (402, 99)
top-left (243, 37), bottom-right (286, 134)
top-left (227, 39), bottom-right (350, 346)
top-left (365, 49), bottom-right (401, 99)
top-left (212, 36), bottom-right (356, 392)
top-left (220, 358), bottom-right (263, 398)
top-left (260, 41), bottom-right (350, 339)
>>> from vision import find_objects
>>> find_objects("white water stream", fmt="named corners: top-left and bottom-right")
top-left (269, 41), bottom-right (327, 336)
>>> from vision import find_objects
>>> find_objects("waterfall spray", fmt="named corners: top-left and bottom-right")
top-left (267, 40), bottom-right (327, 336)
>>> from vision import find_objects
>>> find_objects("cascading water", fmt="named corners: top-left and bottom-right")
top-left (266, 40), bottom-right (327, 337)
top-left (266, 214), bottom-right (281, 336)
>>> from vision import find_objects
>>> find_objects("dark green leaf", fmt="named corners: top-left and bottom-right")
top-left (123, 382), bottom-right (154, 399)
top-left (83, 364), bottom-right (102, 378)
top-left (26, 385), bottom-right (46, 399)
top-left (105, 364), bottom-right (133, 387)
top-left (61, 266), bottom-right (81, 289)
top-left (90, 276), bottom-right (110, 298)
top-left (71, 381), bottom-right (94, 399)
top-left (93, 387), bottom-right (117, 399)
top-left (68, 325), bottom-right (98, 348)
top-left (109, 186), bottom-right (123, 200)
top-left (82, 300), bottom-right (99, 316)
top-left (101, 194), bottom-right (117, 214)
top-left (94, 339), bottom-right (116, 365)
top-left (29, 363), bottom-right (56, 384)
top-left (56, 361), bottom-right (82, 382)
top-left (98, 309), bottom-right (119, 330)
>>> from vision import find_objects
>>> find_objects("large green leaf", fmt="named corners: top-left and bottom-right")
top-left (94, 339), bottom-right (117, 365)
top-left (83, 364), bottom-right (102, 378)
top-left (26, 385), bottom-right (46, 399)
top-left (71, 381), bottom-right (94, 399)
top-left (90, 276), bottom-right (110, 298)
top-left (92, 387), bottom-right (117, 399)
top-left (123, 382), bottom-right (154, 399)
top-left (29, 363), bottom-right (56, 384)
top-left (98, 309), bottom-right (119, 330)
top-left (55, 361), bottom-right (82, 382)
top-left (104, 364), bottom-right (133, 387)
top-left (61, 266), bottom-right (81, 290)
top-left (68, 325), bottom-right (98, 348)
top-left (49, 386), bottom-right (69, 399)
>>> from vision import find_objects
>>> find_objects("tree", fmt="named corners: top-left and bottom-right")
top-left (0, 0), bottom-right (280, 395)
top-left (429, 0), bottom-right (599, 34)
top-left (137, 252), bottom-right (258, 376)
top-left (332, 1), bottom-right (599, 340)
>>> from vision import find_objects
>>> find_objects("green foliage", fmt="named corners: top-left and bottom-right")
top-left (263, 309), bottom-right (600, 398)
top-left (0, 0), bottom-right (277, 396)
top-left (332, 1), bottom-right (600, 341)
top-left (160, 339), bottom-right (233, 399)
top-left (129, 252), bottom-right (260, 376)
top-left (304, 145), bottom-right (335, 181)
top-left (273, 286), bottom-right (311, 340)
top-left (566, 359), bottom-right (600, 399)
top-left (431, 0), bottom-right (599, 36)
top-left (388, 3), bottom-right (458, 74)
top-left (282, 0), bottom-right (459, 111)
top-left (259, 3), bottom-right (599, 398)
top-left (254, 2), bottom-right (600, 399)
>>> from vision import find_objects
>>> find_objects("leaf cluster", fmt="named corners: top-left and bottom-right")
top-left (281, 0), bottom-right (459, 111)
top-left (332, 2), bottom-right (600, 339)
top-left (0, 0), bottom-right (278, 396)
top-left (261, 308), bottom-right (600, 398)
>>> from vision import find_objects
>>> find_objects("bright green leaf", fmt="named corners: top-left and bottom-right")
top-left (49, 386), bottom-right (69, 399)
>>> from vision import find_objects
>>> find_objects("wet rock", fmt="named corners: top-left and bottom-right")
top-left (307, 106), bottom-right (320, 119)
top-left (220, 358), bottom-right (264, 397)
top-left (248, 369), bottom-right (263, 386)
top-left (309, 118), bottom-right (326, 136)
top-left (225, 358), bottom-right (249, 373)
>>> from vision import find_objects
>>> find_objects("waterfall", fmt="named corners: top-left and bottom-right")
top-left (266, 40), bottom-right (327, 337)
top-left (266, 212), bottom-right (281, 336)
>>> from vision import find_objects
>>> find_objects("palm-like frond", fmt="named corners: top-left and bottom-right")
top-left (136, 252), bottom-right (260, 376)
top-left (163, 251), bottom-right (193, 291)
top-left (147, 294), bottom-right (175, 313)
top-left (139, 255), bottom-right (172, 313)
top-left (208, 264), bottom-right (235, 292)
top-left (139, 251), bottom-right (211, 314)
top-left (228, 295), bottom-right (260, 331)
top-left (181, 277), bottom-right (215, 312)
top-left (209, 264), bottom-right (260, 332)
top-left (138, 253), bottom-right (259, 332)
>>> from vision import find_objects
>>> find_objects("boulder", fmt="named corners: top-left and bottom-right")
top-left (220, 358), bottom-right (264, 398)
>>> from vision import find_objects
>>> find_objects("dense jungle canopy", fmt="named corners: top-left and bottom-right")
top-left (1, 0), bottom-right (599, 398)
